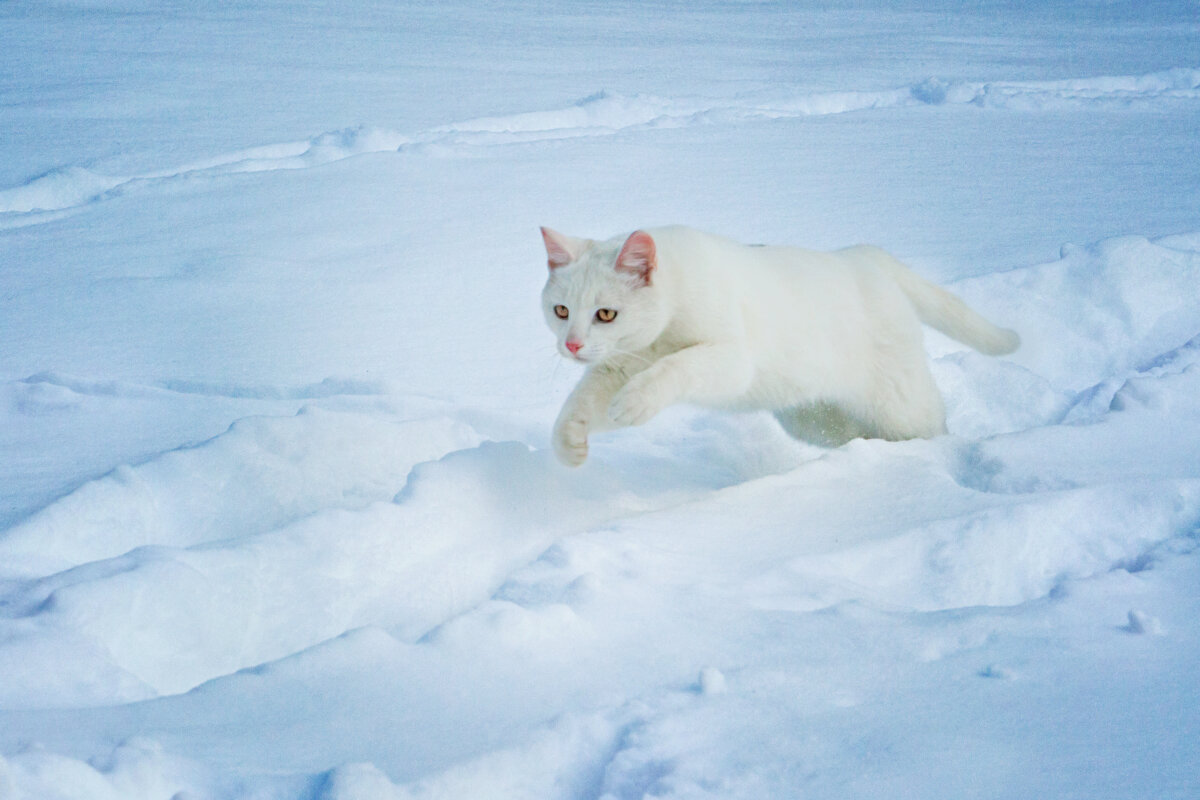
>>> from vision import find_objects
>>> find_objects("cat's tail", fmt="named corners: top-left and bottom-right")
top-left (878, 253), bottom-right (1020, 356)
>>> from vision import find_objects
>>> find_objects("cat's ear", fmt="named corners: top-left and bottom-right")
top-left (540, 227), bottom-right (583, 270)
top-left (615, 230), bottom-right (656, 286)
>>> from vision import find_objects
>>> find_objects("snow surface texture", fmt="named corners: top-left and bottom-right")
top-left (2, 2), bottom-right (1199, 799)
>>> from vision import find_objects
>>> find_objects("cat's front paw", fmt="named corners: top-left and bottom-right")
top-left (552, 416), bottom-right (589, 467)
top-left (609, 382), bottom-right (665, 427)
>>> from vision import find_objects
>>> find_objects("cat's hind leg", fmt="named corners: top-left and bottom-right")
top-left (861, 360), bottom-right (948, 441)
top-left (855, 295), bottom-right (949, 441)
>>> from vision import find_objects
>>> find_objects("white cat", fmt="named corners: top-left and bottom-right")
top-left (540, 225), bottom-right (1019, 466)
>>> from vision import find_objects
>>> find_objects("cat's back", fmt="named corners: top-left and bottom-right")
top-left (645, 225), bottom-right (772, 279)
top-left (648, 225), bottom-right (854, 293)
top-left (644, 224), bottom-right (744, 263)
top-left (644, 227), bottom-right (870, 352)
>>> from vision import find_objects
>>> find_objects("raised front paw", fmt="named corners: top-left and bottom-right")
top-left (552, 416), bottom-right (589, 467)
top-left (608, 381), bottom-right (665, 427)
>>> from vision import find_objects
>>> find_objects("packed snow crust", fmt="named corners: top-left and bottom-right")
top-left (1, 2), bottom-right (1199, 799)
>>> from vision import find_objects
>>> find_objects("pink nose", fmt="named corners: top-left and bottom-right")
top-left (565, 340), bottom-right (583, 355)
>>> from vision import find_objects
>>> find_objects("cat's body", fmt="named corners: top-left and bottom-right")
top-left (540, 225), bottom-right (1019, 466)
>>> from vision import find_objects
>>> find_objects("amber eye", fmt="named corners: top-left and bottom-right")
top-left (553, 305), bottom-right (569, 320)
top-left (595, 308), bottom-right (618, 323)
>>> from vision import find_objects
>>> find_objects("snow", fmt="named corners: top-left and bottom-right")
top-left (2, 1), bottom-right (1199, 798)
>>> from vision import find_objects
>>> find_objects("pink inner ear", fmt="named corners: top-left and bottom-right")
top-left (615, 230), bottom-right (656, 285)
top-left (541, 227), bottom-right (576, 269)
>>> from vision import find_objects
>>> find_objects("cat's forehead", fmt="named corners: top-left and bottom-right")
top-left (577, 236), bottom-right (621, 266)
top-left (547, 254), bottom-right (630, 299)
top-left (557, 241), bottom-right (616, 277)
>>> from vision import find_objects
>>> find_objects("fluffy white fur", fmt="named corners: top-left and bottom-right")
top-left (540, 225), bottom-right (1019, 466)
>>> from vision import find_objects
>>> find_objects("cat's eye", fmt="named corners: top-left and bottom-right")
top-left (553, 305), bottom-right (569, 319)
top-left (595, 308), bottom-right (618, 323)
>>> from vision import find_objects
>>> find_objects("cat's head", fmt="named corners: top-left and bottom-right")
top-left (540, 227), bottom-right (668, 364)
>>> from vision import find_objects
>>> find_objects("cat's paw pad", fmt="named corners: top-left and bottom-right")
top-left (609, 385), bottom-right (663, 427)
top-left (552, 418), bottom-right (588, 467)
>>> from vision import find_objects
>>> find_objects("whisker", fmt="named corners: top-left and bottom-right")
top-left (538, 340), bottom-right (652, 375)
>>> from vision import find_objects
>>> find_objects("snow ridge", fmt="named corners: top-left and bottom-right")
top-left (1, 67), bottom-right (1196, 219)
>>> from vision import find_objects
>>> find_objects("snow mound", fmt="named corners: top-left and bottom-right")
top-left (0, 433), bottom-right (742, 702)
top-left (0, 409), bottom-right (482, 576)
top-left (790, 481), bottom-right (1200, 611)
top-left (943, 233), bottom-right (1200, 393)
